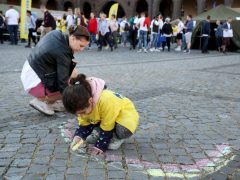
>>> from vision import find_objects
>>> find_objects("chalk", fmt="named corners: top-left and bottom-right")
top-left (71, 139), bottom-right (84, 151)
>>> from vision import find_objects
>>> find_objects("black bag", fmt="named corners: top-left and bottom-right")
top-left (124, 22), bottom-right (130, 31)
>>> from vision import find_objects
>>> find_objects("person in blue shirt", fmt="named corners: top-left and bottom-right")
top-left (222, 17), bottom-right (233, 54)
top-left (201, 15), bottom-right (211, 54)
top-left (183, 15), bottom-right (193, 54)
top-left (215, 20), bottom-right (223, 52)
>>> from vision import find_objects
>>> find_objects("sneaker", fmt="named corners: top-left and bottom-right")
top-left (175, 46), bottom-right (181, 51)
top-left (144, 49), bottom-right (148, 53)
top-left (137, 49), bottom-right (142, 53)
top-left (48, 100), bottom-right (65, 112)
top-left (158, 47), bottom-right (163, 50)
top-left (108, 136), bottom-right (125, 150)
top-left (155, 49), bottom-right (160, 52)
top-left (25, 45), bottom-right (31, 48)
top-left (29, 98), bottom-right (55, 115)
top-left (149, 48), bottom-right (154, 52)
top-left (86, 128), bottom-right (100, 144)
top-left (183, 49), bottom-right (190, 54)
top-left (105, 45), bottom-right (109, 50)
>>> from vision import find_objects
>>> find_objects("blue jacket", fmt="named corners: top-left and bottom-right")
top-left (215, 24), bottom-right (223, 37)
top-left (186, 20), bottom-right (193, 32)
top-left (222, 22), bottom-right (232, 30)
top-left (201, 20), bottom-right (211, 35)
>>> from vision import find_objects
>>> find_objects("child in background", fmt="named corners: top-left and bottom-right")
top-left (62, 74), bottom-right (139, 155)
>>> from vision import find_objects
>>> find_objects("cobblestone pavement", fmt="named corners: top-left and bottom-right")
top-left (0, 43), bottom-right (240, 180)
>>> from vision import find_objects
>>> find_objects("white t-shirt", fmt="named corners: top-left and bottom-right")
top-left (21, 60), bottom-right (41, 92)
top-left (137, 17), bottom-right (148, 31)
top-left (66, 15), bottom-right (74, 29)
top-left (177, 21), bottom-right (184, 33)
top-left (5, 8), bottom-right (19, 25)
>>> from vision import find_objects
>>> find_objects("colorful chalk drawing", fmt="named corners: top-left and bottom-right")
top-left (59, 119), bottom-right (236, 178)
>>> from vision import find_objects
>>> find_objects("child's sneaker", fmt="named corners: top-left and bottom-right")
top-left (29, 98), bottom-right (54, 115)
top-left (137, 49), bottom-right (142, 53)
top-left (108, 137), bottom-right (125, 150)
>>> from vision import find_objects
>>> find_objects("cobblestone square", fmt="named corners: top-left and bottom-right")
top-left (0, 44), bottom-right (240, 180)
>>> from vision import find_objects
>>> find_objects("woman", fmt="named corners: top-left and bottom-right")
top-left (162, 17), bottom-right (173, 52)
top-left (21, 25), bottom-right (90, 115)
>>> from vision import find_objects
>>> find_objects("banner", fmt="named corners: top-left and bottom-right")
top-left (108, 3), bottom-right (119, 19)
top-left (20, 0), bottom-right (32, 39)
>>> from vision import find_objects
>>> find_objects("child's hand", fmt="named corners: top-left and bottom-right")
top-left (88, 146), bottom-right (104, 155)
top-left (70, 136), bottom-right (84, 151)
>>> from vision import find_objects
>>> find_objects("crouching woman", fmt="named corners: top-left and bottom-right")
top-left (21, 25), bottom-right (90, 115)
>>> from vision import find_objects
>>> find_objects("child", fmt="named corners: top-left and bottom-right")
top-left (62, 74), bottom-right (139, 155)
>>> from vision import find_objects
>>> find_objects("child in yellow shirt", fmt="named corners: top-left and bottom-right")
top-left (63, 74), bottom-right (139, 155)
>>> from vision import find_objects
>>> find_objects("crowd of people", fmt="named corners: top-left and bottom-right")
top-left (0, 5), bottom-right (235, 54)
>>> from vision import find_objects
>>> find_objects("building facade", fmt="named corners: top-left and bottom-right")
top-left (1, 0), bottom-right (240, 19)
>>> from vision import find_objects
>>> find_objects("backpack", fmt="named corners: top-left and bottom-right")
top-left (124, 22), bottom-right (130, 31)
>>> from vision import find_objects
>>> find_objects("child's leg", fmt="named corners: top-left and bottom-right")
top-left (115, 123), bottom-right (133, 139)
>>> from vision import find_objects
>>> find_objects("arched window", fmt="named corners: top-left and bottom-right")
top-left (46, 0), bottom-right (57, 10)
top-left (136, 0), bottom-right (148, 15)
top-left (83, 2), bottom-right (91, 19)
top-left (159, 0), bottom-right (173, 18)
top-left (64, 1), bottom-right (74, 11)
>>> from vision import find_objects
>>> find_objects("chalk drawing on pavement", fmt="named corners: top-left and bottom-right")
top-left (59, 119), bottom-right (236, 178)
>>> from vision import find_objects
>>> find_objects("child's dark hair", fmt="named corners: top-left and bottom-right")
top-left (62, 74), bottom-right (92, 114)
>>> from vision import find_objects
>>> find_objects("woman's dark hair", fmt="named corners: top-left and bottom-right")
top-left (62, 74), bottom-right (92, 114)
top-left (68, 25), bottom-right (90, 41)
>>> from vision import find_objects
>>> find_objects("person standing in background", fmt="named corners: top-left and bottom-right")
top-left (25, 10), bottom-right (36, 48)
top-left (161, 17), bottom-right (173, 52)
top-left (0, 10), bottom-right (5, 44)
top-left (40, 5), bottom-right (56, 38)
top-left (129, 14), bottom-right (138, 50)
top-left (222, 17), bottom-right (233, 54)
top-left (215, 20), bottom-right (223, 52)
top-left (88, 12), bottom-right (98, 50)
top-left (66, 8), bottom-right (74, 30)
top-left (98, 13), bottom-right (113, 52)
top-left (175, 17), bottom-right (184, 51)
top-left (137, 12), bottom-right (148, 53)
top-left (109, 14), bottom-right (119, 49)
top-left (120, 16), bottom-right (129, 47)
top-left (61, 14), bottom-right (67, 33)
top-left (149, 15), bottom-right (160, 52)
top-left (5, 5), bottom-right (19, 45)
top-left (183, 15), bottom-right (193, 54)
top-left (201, 15), bottom-right (211, 54)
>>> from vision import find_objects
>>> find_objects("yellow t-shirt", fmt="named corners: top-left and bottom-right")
top-left (77, 90), bottom-right (139, 133)
top-left (61, 19), bottom-right (67, 33)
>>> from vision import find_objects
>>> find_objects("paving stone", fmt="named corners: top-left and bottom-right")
top-left (108, 170), bottom-right (126, 179)
top-left (27, 165), bottom-right (48, 175)
top-left (66, 174), bottom-right (85, 180)
top-left (22, 174), bottom-right (44, 180)
top-left (5, 167), bottom-right (28, 176)
top-left (45, 173), bottom-right (65, 180)
top-left (207, 172), bottom-right (228, 180)
top-left (12, 159), bottom-right (32, 167)
top-left (128, 171), bottom-right (148, 180)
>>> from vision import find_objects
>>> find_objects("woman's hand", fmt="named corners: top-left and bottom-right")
top-left (88, 146), bottom-right (104, 155)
